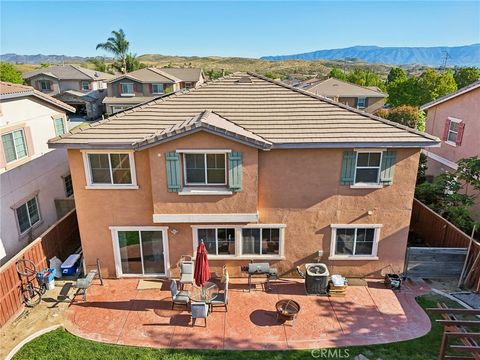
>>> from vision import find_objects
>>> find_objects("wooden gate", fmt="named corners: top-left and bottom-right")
top-left (405, 247), bottom-right (467, 279)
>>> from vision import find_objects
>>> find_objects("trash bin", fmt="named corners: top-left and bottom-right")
top-left (50, 257), bottom-right (63, 279)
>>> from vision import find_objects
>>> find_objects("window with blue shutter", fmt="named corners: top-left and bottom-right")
top-left (340, 151), bottom-right (356, 185)
top-left (165, 152), bottom-right (182, 192)
top-left (380, 151), bottom-right (397, 185)
top-left (228, 151), bottom-right (243, 192)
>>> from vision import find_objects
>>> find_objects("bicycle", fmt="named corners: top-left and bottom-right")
top-left (16, 258), bottom-right (45, 307)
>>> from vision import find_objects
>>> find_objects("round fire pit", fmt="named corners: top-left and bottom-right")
top-left (275, 299), bottom-right (300, 325)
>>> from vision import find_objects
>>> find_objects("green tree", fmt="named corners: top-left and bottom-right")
top-left (387, 67), bottom-right (407, 84)
top-left (378, 105), bottom-right (426, 131)
top-left (86, 57), bottom-right (108, 73)
top-left (453, 67), bottom-right (480, 89)
top-left (329, 67), bottom-right (347, 80)
top-left (96, 29), bottom-right (130, 74)
top-left (387, 76), bottom-right (418, 106)
top-left (0, 62), bottom-right (23, 83)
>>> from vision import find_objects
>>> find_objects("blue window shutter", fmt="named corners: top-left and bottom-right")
top-left (165, 152), bottom-right (182, 192)
top-left (228, 151), bottom-right (243, 192)
top-left (380, 151), bottom-right (396, 185)
top-left (340, 151), bottom-right (356, 185)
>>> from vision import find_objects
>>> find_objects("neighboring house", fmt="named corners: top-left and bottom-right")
top-left (0, 82), bottom-right (76, 265)
top-left (103, 67), bottom-right (204, 115)
top-left (23, 65), bottom-right (114, 120)
top-left (301, 78), bottom-right (386, 113)
top-left (421, 80), bottom-right (480, 220)
top-left (48, 73), bottom-right (438, 279)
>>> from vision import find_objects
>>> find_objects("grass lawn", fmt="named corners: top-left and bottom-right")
top-left (12, 293), bottom-right (458, 360)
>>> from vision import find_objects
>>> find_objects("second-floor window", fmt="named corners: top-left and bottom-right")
top-left (81, 81), bottom-right (90, 91)
top-left (152, 84), bottom-right (164, 94)
top-left (53, 118), bottom-right (66, 136)
top-left (87, 152), bottom-right (134, 185)
top-left (120, 83), bottom-right (134, 95)
top-left (39, 80), bottom-right (51, 91)
top-left (184, 153), bottom-right (226, 185)
top-left (356, 97), bottom-right (367, 109)
top-left (2, 129), bottom-right (28, 163)
top-left (16, 196), bottom-right (41, 234)
top-left (355, 151), bottom-right (382, 184)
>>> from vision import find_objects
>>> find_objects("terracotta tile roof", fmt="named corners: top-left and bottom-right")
top-left (48, 73), bottom-right (438, 149)
top-left (108, 68), bottom-right (181, 84)
top-left (23, 65), bottom-right (114, 81)
top-left (0, 81), bottom-right (75, 112)
top-left (304, 78), bottom-right (386, 98)
top-left (421, 79), bottom-right (480, 110)
top-left (161, 68), bottom-right (203, 82)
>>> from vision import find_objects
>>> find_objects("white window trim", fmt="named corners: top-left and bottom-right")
top-left (2, 128), bottom-right (28, 164)
top-left (110, 226), bottom-right (170, 278)
top-left (445, 117), bottom-right (463, 147)
top-left (81, 150), bottom-right (138, 189)
top-left (152, 83), bottom-right (164, 94)
top-left (191, 224), bottom-right (286, 260)
top-left (179, 187), bottom-right (232, 196)
top-left (352, 150), bottom-right (383, 188)
top-left (14, 195), bottom-right (42, 236)
top-left (329, 224), bottom-right (382, 260)
top-left (53, 117), bottom-right (66, 136)
top-left (39, 80), bottom-right (52, 91)
top-left (81, 81), bottom-right (90, 91)
top-left (183, 153), bottom-right (227, 186)
top-left (120, 82), bottom-right (135, 97)
top-left (357, 97), bottom-right (367, 109)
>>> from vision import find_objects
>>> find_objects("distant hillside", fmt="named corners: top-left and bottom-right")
top-left (1, 53), bottom-right (90, 64)
top-left (261, 44), bottom-right (480, 67)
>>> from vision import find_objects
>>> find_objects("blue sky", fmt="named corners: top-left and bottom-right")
top-left (1, 1), bottom-right (479, 58)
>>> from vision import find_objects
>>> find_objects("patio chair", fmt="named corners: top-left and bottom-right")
top-left (178, 255), bottom-right (194, 290)
top-left (170, 279), bottom-right (190, 310)
top-left (210, 279), bottom-right (228, 312)
top-left (191, 301), bottom-right (208, 327)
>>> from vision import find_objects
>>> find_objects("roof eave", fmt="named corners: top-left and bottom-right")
top-left (273, 140), bottom-right (440, 149)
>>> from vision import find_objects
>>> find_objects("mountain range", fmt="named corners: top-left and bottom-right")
top-left (261, 44), bottom-right (480, 67)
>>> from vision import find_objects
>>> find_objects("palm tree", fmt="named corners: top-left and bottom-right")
top-left (96, 29), bottom-right (129, 73)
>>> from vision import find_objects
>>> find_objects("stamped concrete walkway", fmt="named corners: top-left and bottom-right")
top-left (64, 278), bottom-right (431, 350)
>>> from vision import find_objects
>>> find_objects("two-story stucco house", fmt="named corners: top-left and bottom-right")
top-left (421, 80), bottom-right (480, 220)
top-left (48, 73), bottom-right (438, 279)
top-left (23, 65), bottom-right (114, 120)
top-left (103, 67), bottom-right (204, 115)
top-left (0, 82), bottom-right (75, 265)
top-left (302, 78), bottom-right (386, 114)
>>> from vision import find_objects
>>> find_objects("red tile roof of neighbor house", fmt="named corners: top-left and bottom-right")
top-left (420, 79), bottom-right (480, 110)
top-left (0, 81), bottom-right (76, 113)
top-left (48, 73), bottom-right (439, 149)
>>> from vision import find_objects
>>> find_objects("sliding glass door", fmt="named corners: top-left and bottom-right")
top-left (115, 228), bottom-right (167, 276)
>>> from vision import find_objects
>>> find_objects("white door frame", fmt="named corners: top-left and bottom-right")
top-left (110, 226), bottom-right (170, 278)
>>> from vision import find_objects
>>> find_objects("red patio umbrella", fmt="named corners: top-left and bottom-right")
top-left (194, 241), bottom-right (210, 287)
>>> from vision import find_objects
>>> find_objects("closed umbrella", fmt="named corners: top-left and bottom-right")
top-left (194, 241), bottom-right (210, 288)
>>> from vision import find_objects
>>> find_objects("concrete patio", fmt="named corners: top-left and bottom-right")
top-left (64, 277), bottom-right (431, 350)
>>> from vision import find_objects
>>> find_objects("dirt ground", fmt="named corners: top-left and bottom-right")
top-left (0, 280), bottom-right (76, 359)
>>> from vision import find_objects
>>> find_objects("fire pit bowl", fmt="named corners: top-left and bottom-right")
top-left (275, 299), bottom-right (300, 325)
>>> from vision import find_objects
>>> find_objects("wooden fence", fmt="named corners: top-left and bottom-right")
top-left (405, 247), bottom-right (467, 278)
top-left (410, 199), bottom-right (480, 291)
top-left (0, 209), bottom-right (80, 328)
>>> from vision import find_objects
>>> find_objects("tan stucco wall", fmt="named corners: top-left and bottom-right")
top-left (425, 87), bottom-right (480, 174)
top-left (336, 97), bottom-right (385, 114)
top-left (68, 132), bottom-right (420, 279)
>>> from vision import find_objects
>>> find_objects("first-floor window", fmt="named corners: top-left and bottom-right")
top-left (242, 228), bottom-right (280, 255)
top-left (333, 227), bottom-right (378, 257)
top-left (16, 196), bottom-right (40, 234)
top-left (64, 174), bottom-right (74, 197)
top-left (185, 82), bottom-right (194, 89)
top-left (184, 153), bottom-right (226, 185)
top-left (355, 152), bottom-right (382, 184)
top-left (152, 84), bottom-right (164, 94)
top-left (87, 152), bottom-right (133, 185)
top-left (2, 129), bottom-right (28, 163)
top-left (54, 118), bottom-right (66, 136)
top-left (197, 228), bottom-right (236, 255)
